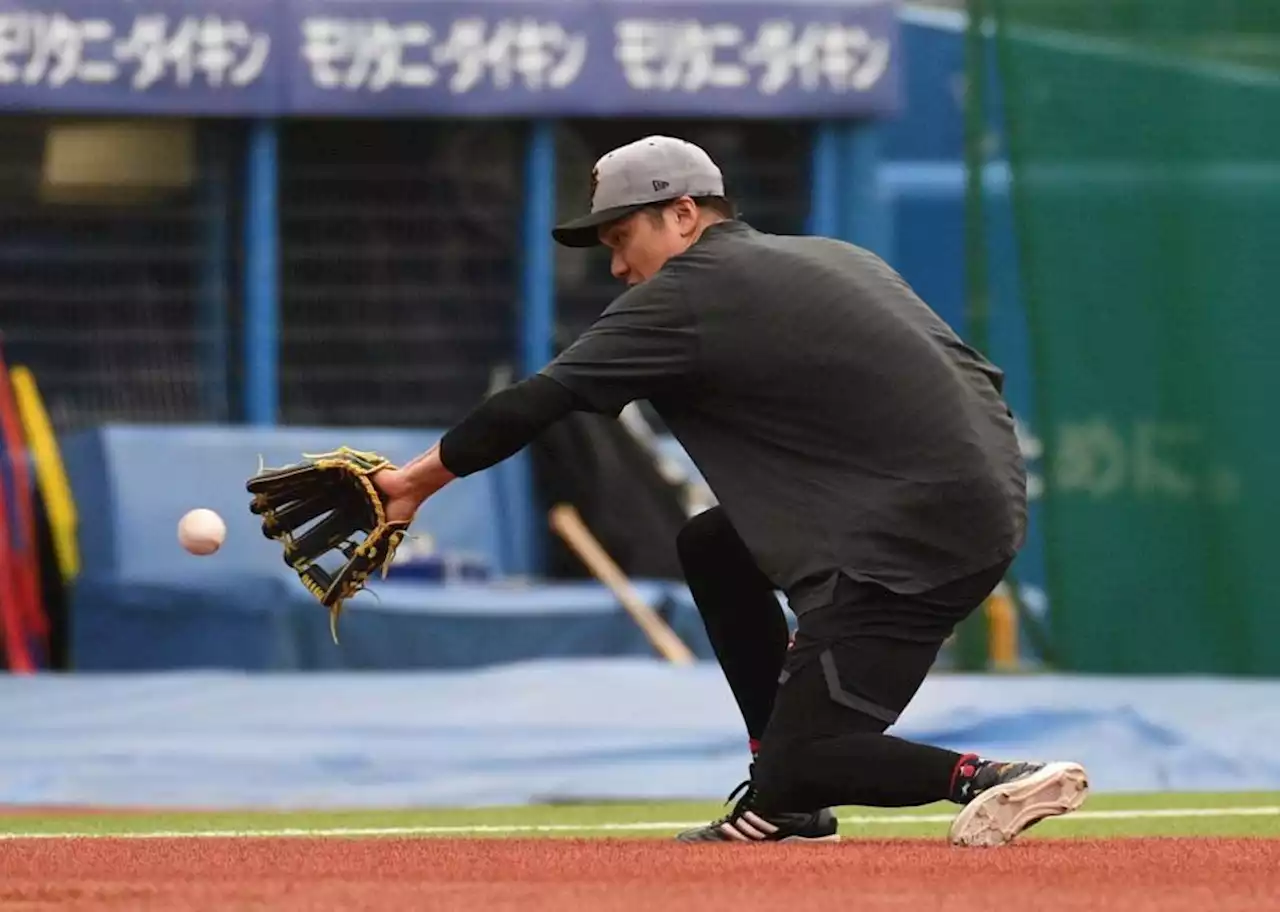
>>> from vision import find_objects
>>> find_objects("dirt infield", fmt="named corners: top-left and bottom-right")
top-left (2, 837), bottom-right (1277, 911)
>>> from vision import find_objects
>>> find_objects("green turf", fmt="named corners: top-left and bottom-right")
top-left (2, 792), bottom-right (1279, 840)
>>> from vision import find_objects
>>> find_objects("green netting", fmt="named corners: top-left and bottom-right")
top-left (970, 1), bottom-right (1280, 673)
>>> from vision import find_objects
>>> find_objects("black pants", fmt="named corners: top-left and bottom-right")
top-left (677, 506), bottom-right (1010, 812)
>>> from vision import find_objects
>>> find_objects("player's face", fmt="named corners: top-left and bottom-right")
top-left (599, 200), bottom-right (699, 286)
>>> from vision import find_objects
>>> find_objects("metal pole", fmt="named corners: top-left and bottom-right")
top-left (244, 120), bottom-right (279, 426)
top-left (841, 120), bottom-right (893, 256)
top-left (807, 123), bottom-right (841, 238)
top-left (504, 120), bottom-right (558, 577)
top-left (198, 125), bottom-right (230, 423)
top-left (520, 121), bottom-right (557, 378)
top-left (952, 0), bottom-right (994, 671)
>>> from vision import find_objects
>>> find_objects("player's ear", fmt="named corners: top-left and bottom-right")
top-left (674, 196), bottom-right (700, 237)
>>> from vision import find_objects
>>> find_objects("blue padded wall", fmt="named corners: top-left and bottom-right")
top-left (59, 424), bottom-right (713, 671)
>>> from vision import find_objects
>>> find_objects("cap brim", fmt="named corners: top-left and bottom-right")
top-left (551, 203), bottom-right (651, 248)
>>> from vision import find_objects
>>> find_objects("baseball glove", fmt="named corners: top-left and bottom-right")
top-left (247, 446), bottom-right (410, 643)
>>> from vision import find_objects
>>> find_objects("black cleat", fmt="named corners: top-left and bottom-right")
top-left (948, 758), bottom-right (1090, 847)
top-left (675, 778), bottom-right (839, 844)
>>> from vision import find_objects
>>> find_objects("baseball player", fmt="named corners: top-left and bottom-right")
top-left (372, 136), bottom-right (1089, 846)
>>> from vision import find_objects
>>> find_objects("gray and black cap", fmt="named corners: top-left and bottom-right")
top-left (552, 135), bottom-right (726, 248)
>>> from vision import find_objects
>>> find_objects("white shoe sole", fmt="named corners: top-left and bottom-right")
top-left (948, 761), bottom-right (1090, 847)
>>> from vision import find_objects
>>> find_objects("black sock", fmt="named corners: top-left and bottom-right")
top-left (756, 732), bottom-right (964, 811)
top-left (677, 508), bottom-right (789, 742)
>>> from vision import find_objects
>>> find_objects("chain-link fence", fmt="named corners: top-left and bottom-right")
top-left (0, 117), bottom-right (819, 432)
top-left (277, 120), bottom-right (523, 428)
top-left (0, 117), bottom-right (244, 432)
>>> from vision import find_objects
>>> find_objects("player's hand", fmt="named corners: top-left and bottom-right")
top-left (371, 444), bottom-right (458, 525)
top-left (372, 468), bottom-right (425, 525)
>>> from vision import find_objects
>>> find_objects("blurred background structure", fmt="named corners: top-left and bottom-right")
top-left (0, 0), bottom-right (1278, 808)
top-left (966, 0), bottom-right (1280, 676)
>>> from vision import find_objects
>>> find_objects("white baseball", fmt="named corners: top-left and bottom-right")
top-left (178, 508), bottom-right (226, 556)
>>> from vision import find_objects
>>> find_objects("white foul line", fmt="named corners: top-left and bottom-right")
top-left (1, 806), bottom-right (1277, 840)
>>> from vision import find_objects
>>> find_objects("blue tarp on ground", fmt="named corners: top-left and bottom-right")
top-left (2, 663), bottom-right (1279, 808)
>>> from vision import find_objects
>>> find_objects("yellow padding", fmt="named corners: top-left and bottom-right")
top-left (985, 582), bottom-right (1019, 671)
top-left (9, 367), bottom-right (79, 582)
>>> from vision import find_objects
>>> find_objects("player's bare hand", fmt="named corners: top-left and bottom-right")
top-left (372, 468), bottom-right (424, 525)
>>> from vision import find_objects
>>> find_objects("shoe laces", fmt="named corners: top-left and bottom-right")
top-left (710, 776), bottom-right (757, 827)
top-left (725, 778), bottom-right (753, 806)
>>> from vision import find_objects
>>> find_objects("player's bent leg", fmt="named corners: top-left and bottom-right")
top-left (673, 508), bottom-right (841, 843)
top-left (674, 568), bottom-right (1088, 846)
top-left (746, 646), bottom-right (967, 814)
top-left (672, 654), bottom-right (934, 844)
top-left (745, 650), bottom-right (1089, 847)
top-left (676, 506), bottom-right (790, 746)
top-left (676, 608), bottom-right (1088, 844)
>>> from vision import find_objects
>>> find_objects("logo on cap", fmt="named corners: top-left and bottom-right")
top-left (652, 179), bottom-right (670, 192)
top-left (590, 165), bottom-right (600, 202)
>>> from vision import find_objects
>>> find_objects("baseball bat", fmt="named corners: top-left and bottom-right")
top-left (548, 503), bottom-right (696, 665)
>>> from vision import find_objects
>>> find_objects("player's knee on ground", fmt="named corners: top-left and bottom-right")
top-left (754, 732), bottom-right (915, 812)
top-left (754, 730), bottom-right (962, 811)
top-left (751, 735), bottom-right (830, 813)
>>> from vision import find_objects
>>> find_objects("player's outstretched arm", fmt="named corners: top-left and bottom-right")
top-left (372, 373), bottom-right (583, 523)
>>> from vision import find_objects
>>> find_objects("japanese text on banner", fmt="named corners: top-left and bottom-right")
top-left (0, 1), bottom-right (900, 115)
top-left (0, 11), bottom-right (271, 91)
top-left (301, 16), bottom-right (588, 93)
top-left (615, 19), bottom-right (892, 94)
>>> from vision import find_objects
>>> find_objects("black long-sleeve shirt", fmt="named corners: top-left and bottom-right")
top-left (438, 374), bottom-right (585, 477)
